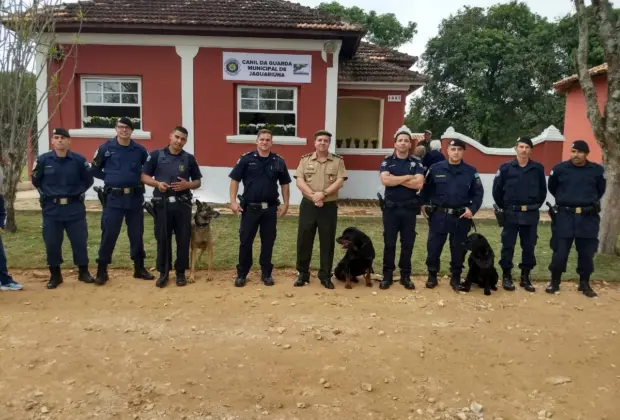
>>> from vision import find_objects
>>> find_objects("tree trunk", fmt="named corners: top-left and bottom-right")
top-left (598, 156), bottom-right (620, 255)
top-left (2, 149), bottom-right (27, 233)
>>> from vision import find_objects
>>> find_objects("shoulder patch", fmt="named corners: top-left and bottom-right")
top-left (474, 172), bottom-right (480, 178)
top-left (381, 161), bottom-right (387, 167)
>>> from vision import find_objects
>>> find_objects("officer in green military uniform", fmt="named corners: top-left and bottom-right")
top-left (294, 130), bottom-right (348, 289)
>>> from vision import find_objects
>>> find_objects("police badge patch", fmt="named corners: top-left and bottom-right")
top-left (179, 165), bottom-right (185, 172)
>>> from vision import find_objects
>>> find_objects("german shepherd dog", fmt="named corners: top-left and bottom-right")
top-left (334, 227), bottom-right (376, 289)
top-left (460, 232), bottom-right (499, 296)
top-left (188, 200), bottom-right (220, 283)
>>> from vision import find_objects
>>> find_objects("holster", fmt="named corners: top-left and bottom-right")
top-left (237, 194), bottom-right (246, 211)
top-left (546, 201), bottom-right (557, 224)
top-left (493, 204), bottom-right (505, 227)
top-left (94, 186), bottom-right (106, 207)
top-left (377, 193), bottom-right (385, 211)
top-left (143, 201), bottom-right (156, 218)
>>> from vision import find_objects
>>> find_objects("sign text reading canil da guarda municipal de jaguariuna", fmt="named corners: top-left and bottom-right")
top-left (222, 52), bottom-right (312, 83)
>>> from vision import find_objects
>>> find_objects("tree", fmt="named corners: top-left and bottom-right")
top-left (0, 0), bottom-right (82, 231)
top-left (573, 0), bottom-right (620, 255)
top-left (408, 2), bottom-right (566, 147)
top-left (317, 2), bottom-right (417, 49)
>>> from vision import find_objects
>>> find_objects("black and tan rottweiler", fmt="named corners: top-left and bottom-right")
top-left (460, 232), bottom-right (499, 296)
top-left (334, 227), bottom-right (376, 289)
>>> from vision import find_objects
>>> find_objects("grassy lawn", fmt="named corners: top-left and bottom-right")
top-left (2, 210), bottom-right (619, 281)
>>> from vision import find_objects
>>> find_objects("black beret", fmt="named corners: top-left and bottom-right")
top-left (448, 138), bottom-right (466, 150)
top-left (314, 130), bottom-right (332, 138)
top-left (52, 128), bottom-right (70, 138)
top-left (117, 117), bottom-right (134, 130)
top-left (571, 140), bottom-right (590, 153)
top-left (517, 136), bottom-right (533, 148)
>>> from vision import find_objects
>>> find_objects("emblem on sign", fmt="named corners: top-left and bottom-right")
top-left (224, 58), bottom-right (241, 76)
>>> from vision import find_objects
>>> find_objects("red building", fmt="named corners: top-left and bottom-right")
top-left (34, 0), bottom-right (426, 203)
top-left (553, 63), bottom-right (608, 163)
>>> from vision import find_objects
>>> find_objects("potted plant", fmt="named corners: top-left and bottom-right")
top-left (336, 138), bottom-right (343, 148)
top-left (353, 138), bottom-right (360, 148)
top-left (363, 139), bottom-right (369, 148)
top-left (345, 137), bottom-right (352, 148)
top-left (371, 139), bottom-right (379, 149)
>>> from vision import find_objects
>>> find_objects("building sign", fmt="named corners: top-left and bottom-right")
top-left (388, 95), bottom-right (402, 102)
top-left (223, 52), bottom-right (312, 83)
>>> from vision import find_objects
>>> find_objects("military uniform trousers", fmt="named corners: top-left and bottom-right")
top-left (382, 205), bottom-right (417, 278)
top-left (43, 216), bottom-right (89, 267)
top-left (499, 222), bottom-right (538, 271)
top-left (296, 198), bottom-right (338, 281)
top-left (97, 205), bottom-right (145, 265)
top-left (425, 213), bottom-right (472, 274)
top-left (154, 200), bottom-right (192, 273)
top-left (237, 203), bottom-right (278, 278)
top-left (549, 211), bottom-right (599, 276)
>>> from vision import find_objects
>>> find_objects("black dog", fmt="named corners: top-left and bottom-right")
top-left (334, 227), bottom-right (375, 289)
top-left (460, 232), bottom-right (499, 296)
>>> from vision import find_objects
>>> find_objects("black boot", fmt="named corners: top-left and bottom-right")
top-left (78, 265), bottom-right (95, 283)
top-left (320, 278), bottom-right (335, 289)
top-left (156, 272), bottom-right (169, 288)
top-left (450, 272), bottom-right (462, 291)
top-left (545, 271), bottom-right (561, 294)
top-left (379, 272), bottom-right (393, 290)
top-left (502, 269), bottom-right (515, 291)
top-left (425, 271), bottom-right (438, 289)
top-left (294, 273), bottom-right (309, 287)
top-left (133, 261), bottom-right (155, 280)
top-left (176, 271), bottom-right (187, 287)
top-left (399, 275), bottom-right (415, 290)
top-left (262, 274), bottom-right (275, 286)
top-left (520, 269), bottom-right (535, 292)
top-left (94, 263), bottom-right (108, 285)
top-left (47, 266), bottom-right (63, 289)
top-left (234, 276), bottom-right (247, 287)
top-left (578, 274), bottom-right (597, 298)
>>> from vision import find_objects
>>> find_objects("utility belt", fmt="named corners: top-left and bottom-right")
top-left (384, 199), bottom-right (420, 210)
top-left (237, 194), bottom-right (280, 211)
top-left (41, 194), bottom-right (85, 205)
top-left (557, 204), bottom-right (599, 215)
top-left (104, 185), bottom-right (145, 196)
top-left (152, 194), bottom-right (192, 205)
top-left (506, 204), bottom-right (541, 212)
top-left (428, 205), bottom-right (467, 217)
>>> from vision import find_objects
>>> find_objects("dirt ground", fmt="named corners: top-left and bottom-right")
top-left (1, 269), bottom-right (619, 420)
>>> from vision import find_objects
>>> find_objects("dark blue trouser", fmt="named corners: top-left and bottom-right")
top-left (382, 207), bottom-right (417, 278)
top-left (549, 237), bottom-right (597, 276)
top-left (499, 223), bottom-right (538, 270)
top-left (0, 235), bottom-right (15, 285)
top-left (43, 216), bottom-right (89, 267)
top-left (154, 202), bottom-right (192, 273)
top-left (237, 205), bottom-right (277, 278)
top-left (426, 215), bottom-right (471, 274)
top-left (97, 206), bottom-right (145, 265)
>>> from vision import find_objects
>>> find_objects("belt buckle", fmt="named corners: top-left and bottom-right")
top-left (169, 196), bottom-right (176, 203)
top-left (576, 207), bottom-right (582, 214)
top-left (59, 198), bottom-right (68, 205)
top-left (123, 188), bottom-right (131, 194)
top-left (261, 202), bottom-right (268, 210)
top-left (521, 205), bottom-right (527, 212)
top-left (447, 208), bottom-right (453, 215)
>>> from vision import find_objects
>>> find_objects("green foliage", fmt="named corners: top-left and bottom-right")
top-left (408, 2), bottom-right (566, 147)
top-left (317, 2), bottom-right (417, 48)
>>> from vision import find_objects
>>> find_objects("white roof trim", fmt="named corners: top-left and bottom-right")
top-left (440, 125), bottom-right (565, 155)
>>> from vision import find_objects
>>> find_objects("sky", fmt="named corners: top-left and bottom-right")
top-left (299, 0), bottom-right (578, 60)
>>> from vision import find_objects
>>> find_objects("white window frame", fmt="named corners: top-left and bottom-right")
top-left (227, 85), bottom-right (306, 145)
top-left (69, 76), bottom-right (150, 139)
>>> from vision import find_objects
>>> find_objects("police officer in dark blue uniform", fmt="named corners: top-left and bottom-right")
top-left (422, 138), bottom-right (484, 290)
top-left (229, 129), bottom-right (291, 287)
top-left (492, 137), bottom-right (547, 292)
top-left (89, 117), bottom-right (154, 284)
top-left (378, 127), bottom-right (426, 289)
top-left (32, 128), bottom-right (95, 289)
top-left (546, 140), bottom-right (605, 298)
top-left (141, 126), bottom-right (203, 288)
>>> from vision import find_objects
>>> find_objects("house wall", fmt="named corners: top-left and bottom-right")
top-left (47, 44), bottom-right (182, 158)
top-left (561, 76), bottom-right (606, 163)
top-left (336, 98), bottom-right (381, 144)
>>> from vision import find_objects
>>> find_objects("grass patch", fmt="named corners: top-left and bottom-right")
top-left (3, 210), bottom-right (620, 281)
